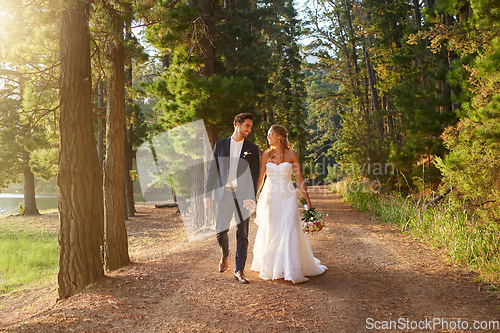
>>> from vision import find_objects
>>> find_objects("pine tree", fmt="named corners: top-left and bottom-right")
top-left (57, 0), bottom-right (105, 299)
top-left (99, 1), bottom-right (131, 270)
top-left (433, 0), bottom-right (500, 221)
top-left (0, 0), bottom-right (59, 214)
top-left (141, 0), bottom-right (259, 143)
top-left (0, 90), bottom-right (23, 189)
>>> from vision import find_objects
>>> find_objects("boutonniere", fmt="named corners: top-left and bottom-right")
top-left (243, 151), bottom-right (251, 158)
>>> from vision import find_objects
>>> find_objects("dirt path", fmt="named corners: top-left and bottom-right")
top-left (1, 186), bottom-right (499, 332)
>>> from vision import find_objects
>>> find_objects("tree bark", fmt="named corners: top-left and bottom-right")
top-left (124, 126), bottom-right (135, 217)
top-left (205, 125), bottom-right (218, 148)
top-left (440, 14), bottom-right (455, 117)
top-left (97, 79), bottom-right (105, 173)
top-left (343, 0), bottom-right (359, 75)
top-left (362, 39), bottom-right (380, 111)
top-left (57, 0), bottom-right (104, 299)
top-left (424, 0), bottom-right (435, 9)
top-left (334, 8), bottom-right (365, 117)
top-left (103, 16), bottom-right (130, 271)
top-left (124, 19), bottom-right (135, 217)
top-left (22, 152), bottom-right (40, 216)
top-left (412, 0), bottom-right (421, 29)
top-left (199, 0), bottom-right (215, 76)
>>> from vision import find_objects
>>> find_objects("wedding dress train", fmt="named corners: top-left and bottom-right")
top-left (250, 162), bottom-right (327, 283)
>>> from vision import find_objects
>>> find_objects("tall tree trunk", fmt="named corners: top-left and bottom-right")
top-left (184, 0), bottom-right (215, 229)
top-left (362, 39), bottom-right (383, 138)
top-left (412, 0), bottom-right (422, 29)
top-left (131, 149), bottom-right (144, 202)
top-left (343, 0), bottom-right (358, 75)
top-left (424, 0), bottom-right (435, 9)
top-left (57, 0), bottom-right (104, 299)
top-left (223, 0), bottom-right (234, 70)
top-left (199, 0), bottom-right (215, 76)
top-left (124, 126), bottom-right (135, 217)
top-left (22, 152), bottom-right (39, 216)
top-left (103, 16), bottom-right (130, 271)
top-left (124, 18), bottom-right (135, 217)
top-left (362, 39), bottom-right (380, 111)
top-left (205, 125), bottom-right (218, 148)
top-left (225, 0), bottom-right (233, 13)
top-left (440, 14), bottom-right (455, 117)
top-left (334, 8), bottom-right (365, 117)
top-left (97, 79), bottom-right (105, 173)
top-left (190, 160), bottom-right (205, 230)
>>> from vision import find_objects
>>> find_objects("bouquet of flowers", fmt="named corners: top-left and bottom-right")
top-left (299, 198), bottom-right (327, 234)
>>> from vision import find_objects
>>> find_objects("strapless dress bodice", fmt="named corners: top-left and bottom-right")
top-left (266, 162), bottom-right (292, 182)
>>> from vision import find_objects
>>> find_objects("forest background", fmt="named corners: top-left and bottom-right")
top-left (0, 0), bottom-right (498, 299)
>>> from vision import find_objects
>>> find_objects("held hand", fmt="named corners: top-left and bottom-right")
top-left (204, 197), bottom-right (212, 210)
top-left (243, 199), bottom-right (256, 212)
top-left (299, 197), bottom-right (313, 211)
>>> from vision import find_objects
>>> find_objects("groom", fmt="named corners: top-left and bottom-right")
top-left (204, 113), bottom-right (260, 284)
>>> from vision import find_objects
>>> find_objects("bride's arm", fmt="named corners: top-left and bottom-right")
top-left (291, 152), bottom-right (312, 209)
top-left (256, 150), bottom-right (269, 194)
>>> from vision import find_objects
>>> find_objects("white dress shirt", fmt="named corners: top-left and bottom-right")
top-left (226, 136), bottom-right (244, 188)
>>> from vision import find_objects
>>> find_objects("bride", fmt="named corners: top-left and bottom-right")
top-left (250, 125), bottom-right (327, 283)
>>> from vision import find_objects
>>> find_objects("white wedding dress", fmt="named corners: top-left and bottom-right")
top-left (250, 162), bottom-right (327, 283)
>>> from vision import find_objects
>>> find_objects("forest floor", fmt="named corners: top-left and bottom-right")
top-left (1, 186), bottom-right (499, 332)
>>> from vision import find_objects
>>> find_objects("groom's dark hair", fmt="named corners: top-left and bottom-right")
top-left (234, 113), bottom-right (254, 126)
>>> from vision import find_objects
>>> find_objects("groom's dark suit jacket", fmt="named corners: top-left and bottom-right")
top-left (204, 137), bottom-right (260, 202)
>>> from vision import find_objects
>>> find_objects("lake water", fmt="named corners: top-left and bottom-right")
top-left (0, 193), bottom-right (59, 216)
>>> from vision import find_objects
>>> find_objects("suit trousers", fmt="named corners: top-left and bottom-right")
top-left (216, 188), bottom-right (249, 272)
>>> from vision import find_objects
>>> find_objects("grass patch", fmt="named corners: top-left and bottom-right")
top-left (339, 187), bottom-right (500, 284)
top-left (0, 214), bottom-right (58, 295)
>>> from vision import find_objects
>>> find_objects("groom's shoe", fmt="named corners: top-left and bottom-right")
top-left (219, 250), bottom-right (231, 273)
top-left (234, 270), bottom-right (249, 284)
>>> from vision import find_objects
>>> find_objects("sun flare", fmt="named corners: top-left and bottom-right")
top-left (0, 7), bottom-right (11, 36)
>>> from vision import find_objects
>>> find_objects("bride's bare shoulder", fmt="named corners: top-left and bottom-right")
top-left (285, 150), bottom-right (298, 159)
top-left (261, 150), bottom-right (270, 161)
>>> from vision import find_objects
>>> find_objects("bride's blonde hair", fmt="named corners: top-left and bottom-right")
top-left (266, 125), bottom-right (291, 163)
